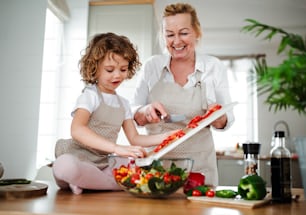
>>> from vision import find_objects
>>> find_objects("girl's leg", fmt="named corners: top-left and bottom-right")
top-left (52, 154), bottom-right (124, 194)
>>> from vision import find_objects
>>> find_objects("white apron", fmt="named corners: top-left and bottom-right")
top-left (145, 70), bottom-right (218, 186)
top-left (55, 85), bottom-right (126, 169)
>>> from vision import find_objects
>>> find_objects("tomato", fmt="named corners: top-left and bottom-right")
top-left (187, 123), bottom-right (198, 128)
top-left (171, 175), bottom-right (181, 182)
top-left (154, 171), bottom-right (161, 177)
top-left (210, 104), bottom-right (222, 112)
top-left (205, 189), bottom-right (215, 197)
top-left (130, 173), bottom-right (140, 184)
top-left (153, 144), bottom-right (163, 152)
top-left (192, 189), bottom-right (202, 196)
top-left (145, 173), bottom-right (154, 180)
top-left (175, 129), bottom-right (186, 137)
top-left (163, 172), bottom-right (171, 183)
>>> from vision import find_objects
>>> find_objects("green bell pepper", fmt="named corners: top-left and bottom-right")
top-left (238, 174), bottom-right (267, 200)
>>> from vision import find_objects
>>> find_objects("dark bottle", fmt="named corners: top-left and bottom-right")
top-left (270, 130), bottom-right (292, 203)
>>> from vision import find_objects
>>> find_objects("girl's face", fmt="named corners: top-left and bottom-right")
top-left (96, 53), bottom-right (129, 94)
top-left (162, 13), bottom-right (198, 61)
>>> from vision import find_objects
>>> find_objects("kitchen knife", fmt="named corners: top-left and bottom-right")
top-left (161, 114), bottom-right (186, 123)
top-left (156, 110), bottom-right (186, 123)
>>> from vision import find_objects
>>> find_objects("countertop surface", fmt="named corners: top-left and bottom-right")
top-left (0, 181), bottom-right (305, 215)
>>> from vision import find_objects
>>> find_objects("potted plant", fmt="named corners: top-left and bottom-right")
top-left (241, 18), bottom-right (306, 196)
top-left (242, 19), bottom-right (306, 114)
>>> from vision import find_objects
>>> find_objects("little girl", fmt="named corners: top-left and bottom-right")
top-left (53, 33), bottom-right (171, 194)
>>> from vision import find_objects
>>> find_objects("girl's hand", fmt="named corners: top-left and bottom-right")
top-left (114, 145), bottom-right (147, 158)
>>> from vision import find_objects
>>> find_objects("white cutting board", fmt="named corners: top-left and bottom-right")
top-left (187, 195), bottom-right (271, 209)
top-left (135, 102), bottom-right (238, 166)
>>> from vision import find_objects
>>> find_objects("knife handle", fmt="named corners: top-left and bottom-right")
top-left (156, 110), bottom-right (168, 120)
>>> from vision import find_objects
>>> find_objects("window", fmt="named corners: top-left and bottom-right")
top-left (212, 58), bottom-right (258, 152)
top-left (37, 8), bottom-right (64, 168)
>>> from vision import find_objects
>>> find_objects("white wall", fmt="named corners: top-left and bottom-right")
top-left (0, 0), bottom-right (47, 179)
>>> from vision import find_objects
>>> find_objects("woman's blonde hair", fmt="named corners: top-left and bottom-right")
top-left (79, 32), bottom-right (141, 84)
top-left (163, 3), bottom-right (202, 39)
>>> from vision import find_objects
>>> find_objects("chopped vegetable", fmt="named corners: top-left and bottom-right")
top-left (192, 189), bottom-right (202, 196)
top-left (215, 189), bottom-right (238, 198)
top-left (113, 160), bottom-right (189, 196)
top-left (153, 129), bottom-right (186, 153)
top-left (185, 185), bottom-right (210, 196)
top-left (0, 178), bottom-right (31, 186)
top-left (153, 104), bottom-right (222, 153)
top-left (183, 172), bottom-right (205, 194)
top-left (238, 174), bottom-right (267, 200)
top-left (205, 189), bottom-right (215, 197)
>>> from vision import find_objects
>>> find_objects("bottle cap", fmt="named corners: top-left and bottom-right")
top-left (242, 143), bottom-right (261, 155)
top-left (274, 130), bottom-right (285, 138)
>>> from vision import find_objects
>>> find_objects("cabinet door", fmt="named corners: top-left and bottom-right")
top-left (261, 159), bottom-right (302, 188)
top-left (260, 160), bottom-right (271, 187)
top-left (292, 160), bottom-right (302, 188)
top-left (217, 159), bottom-right (244, 186)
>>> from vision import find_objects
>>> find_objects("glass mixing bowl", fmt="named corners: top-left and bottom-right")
top-left (112, 157), bottom-right (193, 198)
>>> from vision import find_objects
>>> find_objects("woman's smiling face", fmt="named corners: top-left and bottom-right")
top-left (162, 13), bottom-right (199, 61)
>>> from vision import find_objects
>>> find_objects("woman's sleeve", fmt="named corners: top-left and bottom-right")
top-left (130, 61), bottom-right (151, 114)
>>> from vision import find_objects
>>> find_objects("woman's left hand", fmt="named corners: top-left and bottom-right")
top-left (208, 104), bottom-right (227, 129)
top-left (211, 114), bottom-right (227, 129)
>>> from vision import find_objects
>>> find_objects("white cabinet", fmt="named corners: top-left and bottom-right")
top-left (217, 159), bottom-right (244, 186)
top-left (217, 157), bottom-right (303, 188)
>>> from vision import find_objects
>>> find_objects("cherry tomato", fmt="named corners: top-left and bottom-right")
top-left (145, 173), bottom-right (154, 180)
top-left (163, 172), bottom-right (171, 183)
top-left (171, 175), bottom-right (181, 182)
top-left (192, 189), bottom-right (202, 196)
top-left (130, 173), bottom-right (140, 184)
top-left (205, 189), bottom-right (215, 198)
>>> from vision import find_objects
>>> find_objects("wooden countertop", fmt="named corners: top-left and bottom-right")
top-left (0, 181), bottom-right (305, 215)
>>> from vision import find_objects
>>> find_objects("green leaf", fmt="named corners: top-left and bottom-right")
top-left (242, 19), bottom-right (306, 115)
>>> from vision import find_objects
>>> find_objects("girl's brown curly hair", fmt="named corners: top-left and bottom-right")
top-left (79, 32), bottom-right (141, 84)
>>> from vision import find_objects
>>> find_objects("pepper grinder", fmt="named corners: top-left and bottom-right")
top-left (242, 143), bottom-right (261, 175)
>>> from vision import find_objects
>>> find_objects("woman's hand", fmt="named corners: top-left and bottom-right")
top-left (113, 145), bottom-right (147, 158)
top-left (134, 102), bottom-right (167, 126)
top-left (208, 103), bottom-right (227, 129)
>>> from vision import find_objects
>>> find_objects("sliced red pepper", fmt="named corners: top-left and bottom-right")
top-left (153, 105), bottom-right (222, 153)
top-left (153, 130), bottom-right (185, 152)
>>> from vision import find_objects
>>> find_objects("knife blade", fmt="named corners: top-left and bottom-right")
top-left (156, 110), bottom-right (186, 123)
top-left (161, 114), bottom-right (186, 123)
